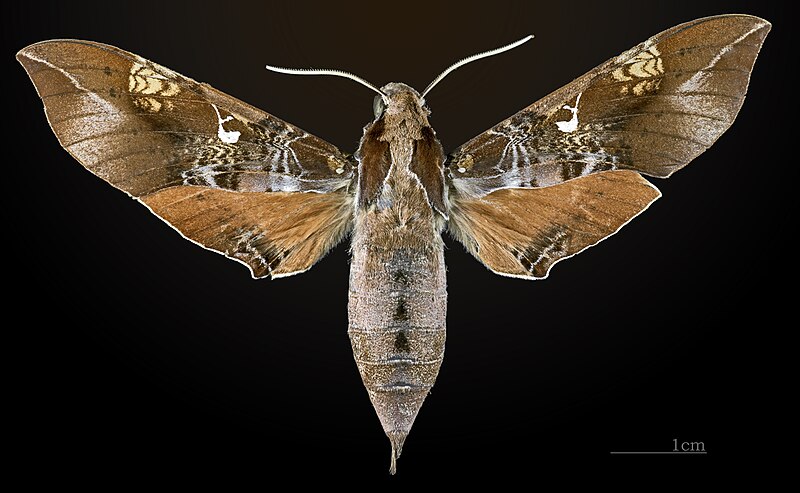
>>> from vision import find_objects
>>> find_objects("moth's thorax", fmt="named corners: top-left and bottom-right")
top-left (355, 82), bottom-right (446, 216)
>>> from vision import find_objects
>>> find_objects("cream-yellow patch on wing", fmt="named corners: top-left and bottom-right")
top-left (612, 67), bottom-right (633, 82)
top-left (140, 76), bottom-right (163, 95)
top-left (128, 62), bottom-right (181, 100)
top-left (614, 45), bottom-right (665, 95)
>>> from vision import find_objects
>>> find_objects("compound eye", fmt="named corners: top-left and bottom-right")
top-left (373, 95), bottom-right (386, 118)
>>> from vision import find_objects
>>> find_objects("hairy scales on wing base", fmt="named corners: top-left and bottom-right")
top-left (17, 14), bottom-right (769, 474)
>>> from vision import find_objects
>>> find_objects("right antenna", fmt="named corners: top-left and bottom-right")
top-left (421, 34), bottom-right (534, 98)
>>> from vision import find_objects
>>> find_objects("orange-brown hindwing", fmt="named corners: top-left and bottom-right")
top-left (449, 171), bottom-right (660, 279)
top-left (143, 187), bottom-right (352, 278)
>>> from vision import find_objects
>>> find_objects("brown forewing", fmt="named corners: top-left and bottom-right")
top-left (448, 15), bottom-right (770, 197)
top-left (448, 170), bottom-right (661, 279)
top-left (17, 40), bottom-right (353, 197)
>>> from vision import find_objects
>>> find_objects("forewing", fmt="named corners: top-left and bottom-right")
top-left (448, 15), bottom-right (770, 198)
top-left (18, 40), bottom-right (355, 278)
top-left (17, 40), bottom-right (353, 195)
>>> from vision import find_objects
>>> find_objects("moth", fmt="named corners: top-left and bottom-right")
top-left (18, 14), bottom-right (769, 473)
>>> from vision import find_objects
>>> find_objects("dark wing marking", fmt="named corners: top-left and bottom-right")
top-left (448, 15), bottom-right (770, 198)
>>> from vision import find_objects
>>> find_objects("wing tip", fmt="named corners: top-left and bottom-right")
top-left (17, 39), bottom-right (80, 59)
top-left (651, 14), bottom-right (771, 55)
top-left (686, 13), bottom-right (771, 30)
top-left (723, 13), bottom-right (771, 30)
top-left (16, 43), bottom-right (44, 69)
top-left (16, 39), bottom-right (126, 69)
top-left (16, 39), bottom-right (85, 73)
top-left (725, 14), bottom-right (772, 40)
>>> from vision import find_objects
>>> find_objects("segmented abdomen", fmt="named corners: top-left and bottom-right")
top-left (347, 228), bottom-right (446, 452)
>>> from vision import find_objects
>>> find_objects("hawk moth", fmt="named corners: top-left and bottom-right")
top-left (17, 14), bottom-right (769, 473)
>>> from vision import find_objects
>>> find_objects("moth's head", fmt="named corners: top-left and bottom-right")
top-left (373, 82), bottom-right (428, 120)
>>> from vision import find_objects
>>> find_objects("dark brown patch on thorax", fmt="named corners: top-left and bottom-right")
top-left (411, 126), bottom-right (447, 216)
top-left (355, 118), bottom-right (391, 207)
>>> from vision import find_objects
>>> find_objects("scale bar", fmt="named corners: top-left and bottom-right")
top-left (610, 451), bottom-right (707, 455)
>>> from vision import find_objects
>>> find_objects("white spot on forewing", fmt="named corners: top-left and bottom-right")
top-left (211, 104), bottom-right (241, 144)
top-left (555, 92), bottom-right (582, 133)
top-left (335, 167), bottom-right (344, 174)
top-left (457, 167), bottom-right (466, 173)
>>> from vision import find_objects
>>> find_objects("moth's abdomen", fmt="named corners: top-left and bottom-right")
top-left (348, 232), bottom-right (446, 473)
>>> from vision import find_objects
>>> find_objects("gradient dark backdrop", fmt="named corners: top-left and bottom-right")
top-left (5, 0), bottom-right (785, 481)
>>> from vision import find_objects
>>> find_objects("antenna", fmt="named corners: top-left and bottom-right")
top-left (265, 65), bottom-right (388, 102)
top-left (421, 35), bottom-right (534, 98)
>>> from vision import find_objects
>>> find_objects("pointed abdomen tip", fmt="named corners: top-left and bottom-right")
top-left (388, 432), bottom-right (407, 475)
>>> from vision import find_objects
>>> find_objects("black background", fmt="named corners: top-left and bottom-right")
top-left (4, 0), bottom-right (785, 482)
